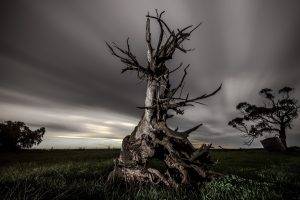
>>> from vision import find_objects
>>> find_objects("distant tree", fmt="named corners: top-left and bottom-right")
top-left (0, 121), bottom-right (45, 151)
top-left (228, 87), bottom-right (299, 148)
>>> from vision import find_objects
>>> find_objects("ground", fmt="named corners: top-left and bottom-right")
top-left (0, 149), bottom-right (299, 200)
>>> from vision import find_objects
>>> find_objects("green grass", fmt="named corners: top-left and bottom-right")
top-left (0, 149), bottom-right (299, 200)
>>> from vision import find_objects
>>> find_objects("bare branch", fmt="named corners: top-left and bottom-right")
top-left (169, 62), bottom-right (183, 74)
top-left (167, 83), bottom-right (222, 109)
top-left (178, 123), bottom-right (203, 138)
top-left (155, 10), bottom-right (165, 60)
top-left (170, 64), bottom-right (190, 97)
top-left (146, 14), bottom-right (173, 35)
top-left (190, 143), bottom-right (212, 162)
top-left (146, 16), bottom-right (154, 66)
top-left (106, 41), bottom-right (150, 78)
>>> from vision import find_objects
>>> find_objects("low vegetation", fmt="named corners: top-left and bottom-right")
top-left (0, 149), bottom-right (299, 200)
top-left (0, 121), bottom-right (45, 151)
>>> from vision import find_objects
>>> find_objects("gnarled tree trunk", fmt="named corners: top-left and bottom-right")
top-left (108, 79), bottom-right (216, 187)
top-left (108, 117), bottom-right (213, 187)
top-left (279, 124), bottom-right (287, 149)
top-left (106, 10), bottom-right (221, 187)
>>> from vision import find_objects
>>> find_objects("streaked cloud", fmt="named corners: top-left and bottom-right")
top-left (1, 0), bottom-right (300, 148)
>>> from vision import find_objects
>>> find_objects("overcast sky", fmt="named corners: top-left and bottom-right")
top-left (1, 0), bottom-right (300, 149)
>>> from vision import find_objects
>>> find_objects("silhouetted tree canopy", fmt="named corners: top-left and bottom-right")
top-left (0, 121), bottom-right (45, 151)
top-left (228, 87), bottom-right (299, 147)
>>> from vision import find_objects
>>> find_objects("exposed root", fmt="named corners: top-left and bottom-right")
top-left (107, 118), bottom-right (214, 187)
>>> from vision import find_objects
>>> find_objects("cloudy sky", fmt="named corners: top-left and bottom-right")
top-left (1, 0), bottom-right (300, 149)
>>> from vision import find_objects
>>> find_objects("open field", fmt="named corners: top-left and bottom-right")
top-left (0, 149), bottom-right (300, 200)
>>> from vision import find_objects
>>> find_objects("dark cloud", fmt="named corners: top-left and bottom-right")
top-left (1, 0), bottom-right (300, 148)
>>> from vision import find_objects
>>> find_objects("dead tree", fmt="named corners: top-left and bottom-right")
top-left (106, 11), bottom-right (221, 187)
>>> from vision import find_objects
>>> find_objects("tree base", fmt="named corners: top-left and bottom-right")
top-left (107, 117), bottom-right (215, 187)
top-left (260, 137), bottom-right (286, 151)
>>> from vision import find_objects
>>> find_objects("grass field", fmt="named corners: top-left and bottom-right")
top-left (0, 149), bottom-right (299, 200)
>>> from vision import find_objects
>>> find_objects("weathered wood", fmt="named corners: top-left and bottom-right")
top-left (106, 10), bottom-right (220, 187)
top-left (108, 118), bottom-right (214, 187)
top-left (190, 143), bottom-right (212, 162)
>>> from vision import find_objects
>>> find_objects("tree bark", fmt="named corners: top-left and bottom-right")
top-left (106, 11), bottom-right (220, 187)
top-left (107, 79), bottom-right (215, 186)
top-left (144, 78), bottom-right (157, 123)
top-left (108, 118), bottom-right (215, 187)
top-left (279, 124), bottom-right (287, 149)
top-left (107, 61), bottom-right (217, 186)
